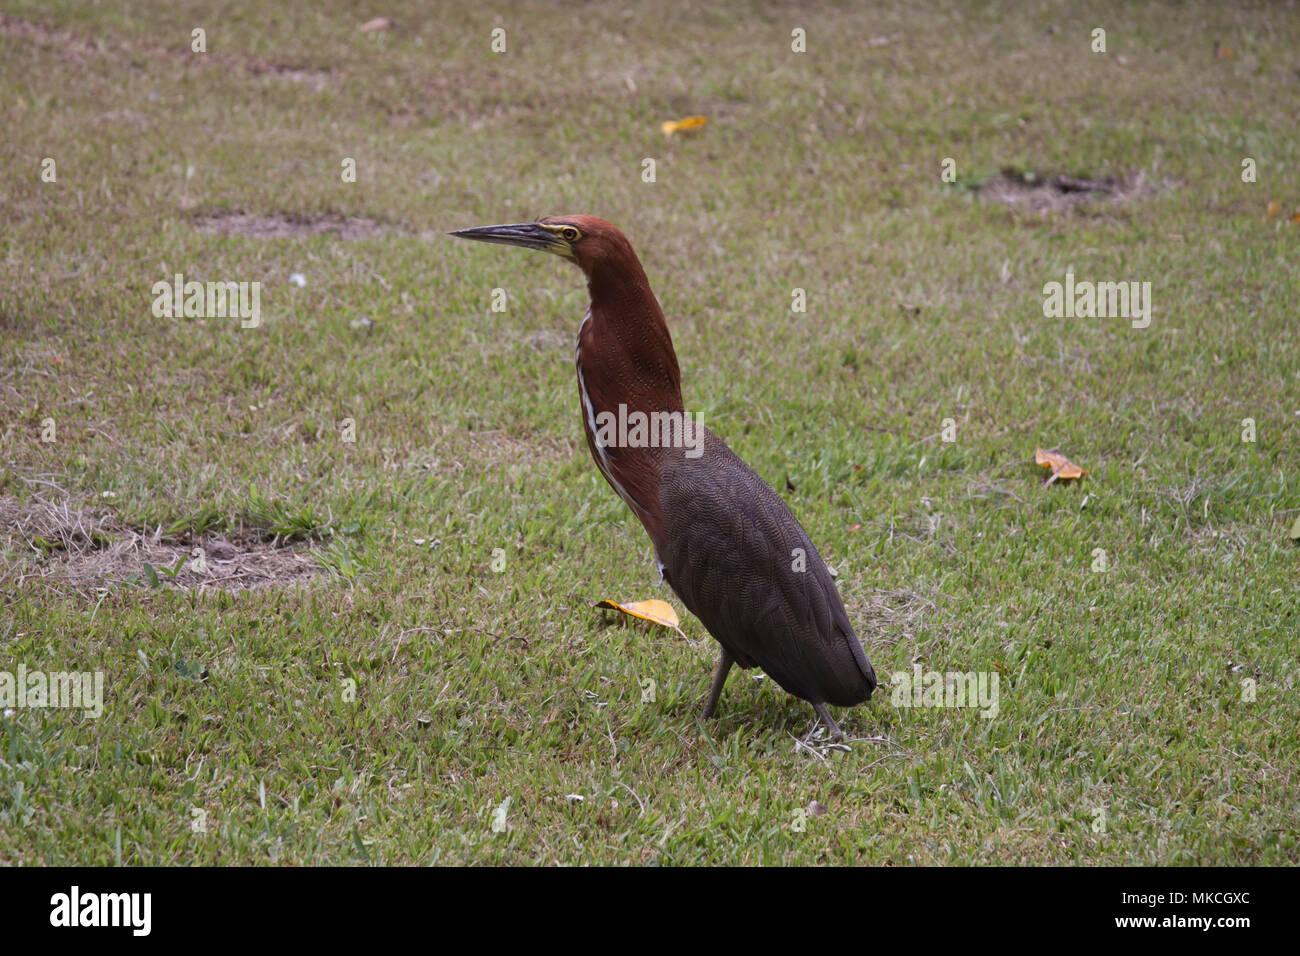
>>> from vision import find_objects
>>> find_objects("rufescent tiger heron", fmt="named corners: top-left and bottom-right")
top-left (450, 215), bottom-right (877, 739)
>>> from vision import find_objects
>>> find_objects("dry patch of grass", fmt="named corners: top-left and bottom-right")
top-left (192, 211), bottom-right (389, 239)
top-left (0, 495), bottom-right (316, 593)
top-left (976, 167), bottom-right (1166, 212)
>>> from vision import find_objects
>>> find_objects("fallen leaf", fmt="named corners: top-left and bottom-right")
top-left (1035, 447), bottom-right (1087, 486)
top-left (661, 115), bottom-right (708, 137)
top-left (1288, 515), bottom-right (1300, 540)
top-left (1266, 200), bottom-right (1280, 220)
top-left (359, 18), bottom-right (395, 32)
top-left (593, 598), bottom-right (683, 634)
top-left (1292, 211), bottom-right (1300, 224)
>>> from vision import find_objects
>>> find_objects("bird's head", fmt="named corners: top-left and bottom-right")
top-left (449, 215), bottom-right (634, 280)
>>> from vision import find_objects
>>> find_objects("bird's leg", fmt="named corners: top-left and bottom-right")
top-left (811, 702), bottom-right (844, 742)
top-left (701, 648), bottom-right (734, 718)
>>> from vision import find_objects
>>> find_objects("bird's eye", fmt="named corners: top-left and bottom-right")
top-left (560, 226), bottom-right (580, 242)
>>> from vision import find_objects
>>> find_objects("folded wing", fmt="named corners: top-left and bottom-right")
top-left (657, 429), bottom-right (876, 707)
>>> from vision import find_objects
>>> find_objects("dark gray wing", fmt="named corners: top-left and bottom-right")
top-left (657, 429), bottom-right (875, 706)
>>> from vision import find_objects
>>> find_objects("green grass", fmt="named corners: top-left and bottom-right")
top-left (1, 0), bottom-right (1297, 865)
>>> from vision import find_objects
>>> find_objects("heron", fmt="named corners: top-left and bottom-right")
top-left (450, 215), bottom-right (876, 738)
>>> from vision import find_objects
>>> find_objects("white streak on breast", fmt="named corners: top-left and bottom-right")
top-left (575, 307), bottom-right (643, 519)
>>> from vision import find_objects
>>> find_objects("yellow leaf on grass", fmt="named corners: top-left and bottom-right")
top-left (1035, 447), bottom-right (1088, 486)
top-left (1266, 200), bottom-right (1280, 220)
top-left (661, 115), bottom-right (708, 137)
top-left (593, 598), bottom-right (682, 632)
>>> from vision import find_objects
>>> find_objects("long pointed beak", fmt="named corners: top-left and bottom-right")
top-left (448, 221), bottom-right (568, 254)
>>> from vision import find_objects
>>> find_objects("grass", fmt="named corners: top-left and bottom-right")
top-left (1, 0), bottom-right (1297, 865)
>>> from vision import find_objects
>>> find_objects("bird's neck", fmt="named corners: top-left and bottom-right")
top-left (583, 261), bottom-right (684, 414)
top-left (575, 259), bottom-right (687, 549)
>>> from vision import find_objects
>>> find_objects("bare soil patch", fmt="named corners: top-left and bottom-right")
top-left (193, 211), bottom-right (387, 239)
top-left (977, 167), bottom-right (1164, 211)
top-left (1, 496), bottom-right (317, 594)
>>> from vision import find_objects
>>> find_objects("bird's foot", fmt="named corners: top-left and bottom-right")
top-left (793, 725), bottom-right (849, 758)
top-left (811, 702), bottom-right (845, 742)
